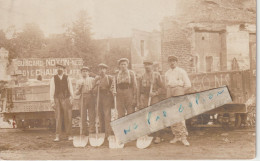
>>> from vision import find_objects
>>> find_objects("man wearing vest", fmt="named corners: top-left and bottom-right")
top-left (111, 58), bottom-right (137, 118)
top-left (95, 63), bottom-right (114, 138)
top-left (137, 60), bottom-right (164, 144)
top-left (165, 55), bottom-right (191, 146)
top-left (75, 66), bottom-right (97, 136)
top-left (50, 64), bottom-right (74, 142)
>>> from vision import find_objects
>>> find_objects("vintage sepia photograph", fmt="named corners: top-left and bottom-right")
top-left (0, 0), bottom-right (256, 160)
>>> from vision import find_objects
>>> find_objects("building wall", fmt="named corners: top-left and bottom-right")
top-left (0, 48), bottom-right (9, 80)
top-left (131, 29), bottom-right (161, 76)
top-left (160, 0), bottom-right (255, 74)
top-left (194, 31), bottom-right (222, 72)
top-left (161, 21), bottom-right (192, 73)
top-left (226, 25), bottom-right (250, 70)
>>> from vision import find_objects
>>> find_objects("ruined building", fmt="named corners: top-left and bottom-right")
top-left (160, 0), bottom-right (256, 73)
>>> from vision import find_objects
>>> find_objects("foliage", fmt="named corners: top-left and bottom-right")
top-left (0, 10), bottom-right (101, 69)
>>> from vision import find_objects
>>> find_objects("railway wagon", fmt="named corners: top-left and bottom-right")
top-left (0, 83), bottom-right (81, 128)
top-left (187, 69), bottom-right (255, 128)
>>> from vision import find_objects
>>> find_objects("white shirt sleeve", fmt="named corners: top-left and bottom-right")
top-left (50, 77), bottom-right (55, 101)
top-left (164, 70), bottom-right (169, 86)
top-left (67, 77), bottom-right (74, 98)
top-left (182, 69), bottom-right (191, 88)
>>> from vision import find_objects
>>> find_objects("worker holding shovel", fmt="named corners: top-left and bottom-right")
top-left (95, 63), bottom-right (114, 140)
top-left (137, 59), bottom-right (164, 148)
top-left (74, 67), bottom-right (97, 139)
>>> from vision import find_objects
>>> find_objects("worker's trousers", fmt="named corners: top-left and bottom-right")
top-left (54, 97), bottom-right (72, 136)
top-left (116, 88), bottom-right (135, 118)
top-left (166, 86), bottom-right (188, 140)
top-left (98, 90), bottom-right (113, 137)
top-left (81, 93), bottom-right (95, 135)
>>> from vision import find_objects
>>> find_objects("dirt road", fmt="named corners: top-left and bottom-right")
top-left (0, 127), bottom-right (255, 160)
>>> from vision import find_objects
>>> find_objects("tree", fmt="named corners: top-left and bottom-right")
top-left (65, 10), bottom-right (101, 68)
top-left (5, 23), bottom-right (45, 58)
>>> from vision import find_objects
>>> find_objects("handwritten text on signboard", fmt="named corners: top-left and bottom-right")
top-left (110, 86), bottom-right (232, 144)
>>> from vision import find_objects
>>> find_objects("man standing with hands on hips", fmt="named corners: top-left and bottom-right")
top-left (50, 64), bottom-right (74, 142)
top-left (165, 55), bottom-right (191, 146)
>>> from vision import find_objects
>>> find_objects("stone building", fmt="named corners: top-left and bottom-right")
top-left (95, 29), bottom-right (161, 76)
top-left (131, 29), bottom-right (161, 75)
top-left (0, 48), bottom-right (9, 80)
top-left (160, 0), bottom-right (256, 73)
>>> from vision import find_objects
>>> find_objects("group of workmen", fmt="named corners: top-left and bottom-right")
top-left (50, 55), bottom-right (192, 147)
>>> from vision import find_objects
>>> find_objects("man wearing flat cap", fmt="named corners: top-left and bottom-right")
top-left (138, 60), bottom-right (163, 108)
top-left (75, 66), bottom-right (98, 136)
top-left (165, 55), bottom-right (191, 146)
top-left (138, 59), bottom-right (164, 143)
top-left (95, 63), bottom-right (114, 139)
top-left (111, 58), bottom-right (137, 118)
top-left (50, 63), bottom-right (74, 142)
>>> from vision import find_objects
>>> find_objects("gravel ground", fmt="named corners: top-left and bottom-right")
top-left (0, 127), bottom-right (255, 160)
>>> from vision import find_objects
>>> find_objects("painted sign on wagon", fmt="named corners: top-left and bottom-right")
top-left (110, 86), bottom-right (232, 144)
top-left (13, 58), bottom-right (83, 79)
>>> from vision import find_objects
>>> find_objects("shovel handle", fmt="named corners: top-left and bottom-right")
top-left (114, 96), bottom-right (117, 109)
top-left (80, 87), bottom-right (84, 135)
top-left (95, 85), bottom-right (100, 134)
top-left (148, 83), bottom-right (153, 106)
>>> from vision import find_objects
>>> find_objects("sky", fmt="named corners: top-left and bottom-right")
top-left (0, 0), bottom-right (177, 39)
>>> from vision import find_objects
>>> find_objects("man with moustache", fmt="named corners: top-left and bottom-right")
top-left (165, 55), bottom-right (191, 146)
top-left (111, 58), bottom-right (137, 118)
top-left (50, 64), bottom-right (74, 142)
top-left (138, 59), bottom-right (164, 144)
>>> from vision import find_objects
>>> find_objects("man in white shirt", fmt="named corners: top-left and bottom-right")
top-left (165, 55), bottom-right (191, 146)
top-left (50, 64), bottom-right (74, 142)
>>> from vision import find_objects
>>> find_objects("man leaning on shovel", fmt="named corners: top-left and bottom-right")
top-left (95, 63), bottom-right (114, 141)
top-left (75, 66), bottom-right (97, 137)
top-left (137, 59), bottom-right (164, 145)
top-left (50, 63), bottom-right (74, 142)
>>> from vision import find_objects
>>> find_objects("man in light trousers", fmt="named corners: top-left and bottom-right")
top-left (165, 55), bottom-right (191, 146)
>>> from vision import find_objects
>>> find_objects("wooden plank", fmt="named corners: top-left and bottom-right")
top-left (110, 86), bottom-right (232, 144)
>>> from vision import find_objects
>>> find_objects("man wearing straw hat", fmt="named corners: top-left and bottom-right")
top-left (50, 63), bottom-right (74, 142)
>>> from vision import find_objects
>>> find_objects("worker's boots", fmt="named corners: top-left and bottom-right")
top-left (68, 136), bottom-right (73, 141)
top-left (154, 137), bottom-right (161, 144)
top-left (53, 134), bottom-right (60, 142)
top-left (170, 137), bottom-right (190, 146)
top-left (181, 139), bottom-right (190, 146)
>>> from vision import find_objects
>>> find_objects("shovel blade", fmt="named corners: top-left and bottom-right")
top-left (136, 136), bottom-right (153, 149)
top-left (89, 133), bottom-right (105, 147)
top-left (108, 135), bottom-right (124, 149)
top-left (73, 135), bottom-right (88, 148)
